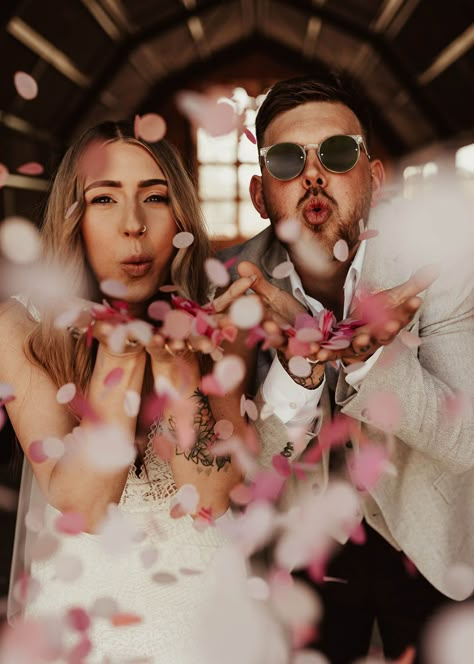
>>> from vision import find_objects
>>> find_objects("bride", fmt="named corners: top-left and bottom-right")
top-left (0, 120), bottom-right (257, 663)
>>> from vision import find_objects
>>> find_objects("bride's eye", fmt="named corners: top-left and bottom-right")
top-left (145, 194), bottom-right (169, 204)
top-left (90, 195), bottom-right (114, 204)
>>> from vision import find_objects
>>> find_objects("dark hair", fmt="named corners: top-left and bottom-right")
top-left (255, 69), bottom-right (373, 149)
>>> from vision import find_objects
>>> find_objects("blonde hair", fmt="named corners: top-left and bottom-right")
top-left (27, 121), bottom-right (210, 392)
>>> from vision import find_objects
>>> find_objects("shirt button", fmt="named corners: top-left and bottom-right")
top-left (361, 408), bottom-right (370, 420)
top-left (289, 402), bottom-right (297, 410)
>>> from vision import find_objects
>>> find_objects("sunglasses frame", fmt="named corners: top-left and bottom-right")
top-left (259, 134), bottom-right (371, 180)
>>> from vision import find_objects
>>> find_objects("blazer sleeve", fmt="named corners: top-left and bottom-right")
top-left (336, 268), bottom-right (474, 474)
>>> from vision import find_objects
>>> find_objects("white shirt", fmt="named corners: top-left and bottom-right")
top-left (261, 240), bottom-right (382, 427)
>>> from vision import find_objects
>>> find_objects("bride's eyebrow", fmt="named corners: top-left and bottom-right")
top-left (84, 180), bottom-right (121, 193)
top-left (138, 178), bottom-right (168, 188)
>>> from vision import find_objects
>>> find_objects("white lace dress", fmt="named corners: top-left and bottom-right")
top-left (10, 296), bottom-right (236, 663)
top-left (25, 422), bottom-right (234, 664)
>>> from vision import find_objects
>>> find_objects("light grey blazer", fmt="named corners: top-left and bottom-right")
top-left (218, 212), bottom-right (474, 599)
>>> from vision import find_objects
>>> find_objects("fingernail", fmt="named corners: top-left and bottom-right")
top-left (248, 274), bottom-right (257, 283)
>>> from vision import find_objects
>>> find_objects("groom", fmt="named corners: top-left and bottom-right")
top-left (218, 70), bottom-right (474, 663)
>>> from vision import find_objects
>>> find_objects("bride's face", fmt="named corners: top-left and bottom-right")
top-left (81, 140), bottom-right (177, 315)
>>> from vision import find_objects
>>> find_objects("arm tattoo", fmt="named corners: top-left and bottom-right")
top-left (170, 389), bottom-right (231, 471)
top-left (277, 350), bottom-right (325, 389)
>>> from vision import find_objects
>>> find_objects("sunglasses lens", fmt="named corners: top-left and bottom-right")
top-left (319, 135), bottom-right (359, 173)
top-left (265, 143), bottom-right (305, 180)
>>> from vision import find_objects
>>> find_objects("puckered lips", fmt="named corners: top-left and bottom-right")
top-left (120, 253), bottom-right (153, 277)
top-left (302, 196), bottom-right (331, 226)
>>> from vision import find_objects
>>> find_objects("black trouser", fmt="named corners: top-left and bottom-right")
top-left (297, 523), bottom-right (454, 664)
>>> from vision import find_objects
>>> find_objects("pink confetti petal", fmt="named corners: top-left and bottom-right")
top-left (140, 546), bottom-right (159, 569)
top-left (159, 284), bottom-right (179, 293)
top-left (43, 437), bottom-right (65, 459)
top-left (55, 511), bottom-right (86, 535)
top-left (0, 216), bottom-right (41, 263)
top-left (272, 454), bottom-right (292, 478)
top-left (31, 532), bottom-right (60, 561)
top-left (200, 373), bottom-right (225, 396)
top-left (104, 367), bottom-right (124, 389)
top-left (17, 161), bottom-right (44, 176)
top-left (91, 596), bottom-right (119, 619)
top-left (176, 90), bottom-right (241, 137)
top-left (229, 483), bottom-right (253, 505)
top-left (349, 444), bottom-right (389, 491)
top-left (0, 163), bottom-right (9, 187)
top-left (0, 383), bottom-right (14, 400)
top-left (66, 607), bottom-right (91, 632)
top-left (241, 398), bottom-right (259, 421)
top-left (170, 484), bottom-right (199, 517)
top-left (111, 612), bottom-right (142, 627)
top-left (28, 440), bottom-right (48, 463)
top-left (204, 257), bottom-right (230, 287)
top-left (288, 356), bottom-right (312, 378)
top-left (333, 239), bottom-right (349, 262)
top-left (214, 419), bottom-right (234, 439)
top-left (148, 300), bottom-right (171, 320)
top-left (172, 231), bottom-right (195, 249)
top-left (444, 392), bottom-right (472, 419)
top-left (12, 573), bottom-right (41, 605)
top-left (124, 389), bottom-right (140, 417)
top-left (358, 228), bottom-right (379, 241)
top-left (56, 382), bottom-right (77, 404)
top-left (134, 113), bottom-right (167, 143)
top-left (229, 295), bottom-right (263, 329)
top-left (14, 71), bottom-right (38, 100)
top-left (349, 521), bottom-right (366, 545)
top-left (399, 330), bottom-right (422, 348)
top-left (100, 279), bottom-right (128, 298)
top-left (272, 260), bottom-right (294, 279)
top-left (55, 553), bottom-right (83, 582)
top-left (65, 200), bottom-right (79, 219)
top-left (214, 354), bottom-right (245, 392)
top-left (161, 309), bottom-right (193, 340)
top-left (365, 391), bottom-right (402, 431)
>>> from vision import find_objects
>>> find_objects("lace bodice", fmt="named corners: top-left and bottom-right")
top-left (120, 419), bottom-right (178, 512)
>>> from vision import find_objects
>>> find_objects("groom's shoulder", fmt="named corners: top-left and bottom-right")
top-left (216, 226), bottom-right (275, 266)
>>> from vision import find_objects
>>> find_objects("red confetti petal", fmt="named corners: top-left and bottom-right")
top-left (67, 607), bottom-right (91, 632)
top-left (243, 127), bottom-right (256, 144)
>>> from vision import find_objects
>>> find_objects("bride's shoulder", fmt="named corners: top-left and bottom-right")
top-left (0, 297), bottom-right (38, 349)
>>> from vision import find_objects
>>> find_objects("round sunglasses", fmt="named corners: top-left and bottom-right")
top-left (259, 134), bottom-right (371, 181)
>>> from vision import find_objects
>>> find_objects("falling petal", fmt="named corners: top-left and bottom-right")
top-left (260, 403), bottom-right (274, 420)
top-left (229, 483), bottom-right (253, 505)
top-left (243, 127), bottom-right (256, 144)
top-left (148, 300), bottom-right (171, 320)
top-left (242, 398), bottom-right (259, 421)
top-left (172, 231), bottom-right (195, 249)
top-left (17, 161), bottom-right (44, 176)
top-left (151, 572), bottom-right (178, 585)
top-left (100, 279), bottom-right (128, 298)
top-left (399, 330), bottom-right (422, 348)
top-left (111, 612), bottom-right (143, 626)
top-left (0, 383), bottom-right (14, 400)
top-left (104, 367), bottom-right (124, 389)
top-left (170, 484), bottom-right (199, 518)
top-left (443, 564), bottom-right (474, 601)
top-left (214, 419), bottom-right (234, 439)
top-left (66, 607), bottom-right (91, 633)
top-left (272, 454), bottom-right (292, 478)
top-left (28, 440), bottom-right (48, 464)
top-left (276, 217), bottom-right (302, 243)
top-left (365, 391), bottom-right (402, 431)
top-left (0, 163), bottom-right (10, 187)
top-left (14, 71), bottom-right (38, 100)
top-left (56, 383), bottom-right (77, 404)
top-left (349, 444), bottom-right (388, 491)
top-left (0, 217), bottom-right (40, 264)
top-left (159, 284), bottom-right (179, 293)
top-left (229, 295), bottom-right (263, 329)
top-left (91, 596), bottom-right (118, 619)
top-left (358, 228), bottom-right (379, 241)
top-left (12, 573), bottom-right (41, 605)
top-left (65, 201), bottom-right (79, 219)
top-left (55, 511), bottom-right (86, 535)
top-left (205, 257), bottom-right (230, 287)
top-left (333, 239), bottom-right (349, 262)
top-left (288, 356), bottom-right (312, 378)
top-left (134, 113), bottom-right (167, 142)
top-left (124, 390), bottom-right (140, 417)
top-left (43, 437), bottom-right (65, 459)
top-left (55, 554), bottom-right (84, 582)
top-left (161, 309), bottom-right (193, 340)
top-left (444, 391), bottom-right (472, 419)
top-left (140, 546), bottom-right (159, 569)
top-left (272, 260), bottom-right (294, 279)
top-left (31, 532), bottom-right (60, 561)
top-left (214, 354), bottom-right (245, 393)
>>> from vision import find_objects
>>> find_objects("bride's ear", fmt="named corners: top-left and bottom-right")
top-left (249, 175), bottom-right (269, 219)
